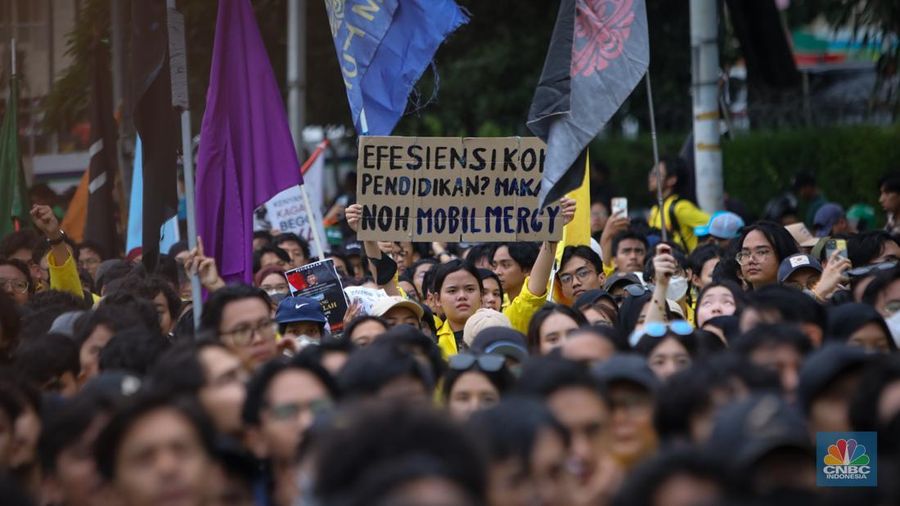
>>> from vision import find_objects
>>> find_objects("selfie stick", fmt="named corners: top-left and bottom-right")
top-left (645, 71), bottom-right (666, 242)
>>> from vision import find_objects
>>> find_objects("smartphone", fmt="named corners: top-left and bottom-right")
top-left (826, 239), bottom-right (848, 259)
top-left (611, 197), bottom-right (628, 218)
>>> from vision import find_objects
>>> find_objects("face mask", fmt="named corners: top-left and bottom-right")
top-left (666, 275), bottom-right (689, 301)
top-left (886, 311), bottom-right (900, 348)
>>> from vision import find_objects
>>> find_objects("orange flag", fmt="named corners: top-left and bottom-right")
top-left (61, 170), bottom-right (89, 242)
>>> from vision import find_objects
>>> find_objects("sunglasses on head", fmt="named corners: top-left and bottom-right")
top-left (846, 261), bottom-right (896, 278)
top-left (613, 283), bottom-right (649, 302)
top-left (448, 353), bottom-right (506, 372)
top-left (629, 320), bottom-right (694, 347)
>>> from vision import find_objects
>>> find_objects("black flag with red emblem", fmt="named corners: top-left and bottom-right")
top-left (528, 0), bottom-right (648, 206)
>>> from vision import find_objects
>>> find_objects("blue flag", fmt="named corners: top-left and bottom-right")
top-left (127, 136), bottom-right (180, 255)
top-left (325, 0), bottom-right (468, 135)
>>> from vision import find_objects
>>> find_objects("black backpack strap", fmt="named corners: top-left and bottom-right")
top-left (666, 196), bottom-right (687, 247)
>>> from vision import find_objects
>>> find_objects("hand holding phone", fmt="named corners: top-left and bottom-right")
top-left (611, 197), bottom-right (628, 218)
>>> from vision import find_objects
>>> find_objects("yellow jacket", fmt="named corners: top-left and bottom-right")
top-left (649, 195), bottom-right (710, 252)
top-left (439, 276), bottom-right (547, 358)
top-left (48, 252), bottom-right (100, 304)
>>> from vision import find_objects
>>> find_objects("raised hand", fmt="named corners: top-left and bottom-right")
top-left (559, 197), bottom-right (577, 226)
top-left (345, 204), bottom-right (362, 233)
top-left (30, 204), bottom-right (61, 239)
top-left (184, 237), bottom-right (225, 291)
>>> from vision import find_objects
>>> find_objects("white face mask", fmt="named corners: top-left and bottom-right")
top-left (666, 275), bottom-right (689, 301)
top-left (885, 311), bottom-right (900, 348)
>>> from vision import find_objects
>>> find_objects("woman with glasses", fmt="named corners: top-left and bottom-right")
top-left (0, 258), bottom-right (32, 306)
top-left (630, 321), bottom-right (699, 381)
top-left (526, 304), bottom-right (588, 356)
top-left (735, 222), bottom-right (799, 290)
top-left (443, 353), bottom-right (514, 421)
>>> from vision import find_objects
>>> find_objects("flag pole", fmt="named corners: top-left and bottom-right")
top-left (645, 70), bottom-right (666, 242)
top-left (297, 140), bottom-right (329, 260)
top-left (299, 184), bottom-right (325, 259)
top-left (10, 38), bottom-right (15, 77)
top-left (167, 0), bottom-right (202, 328)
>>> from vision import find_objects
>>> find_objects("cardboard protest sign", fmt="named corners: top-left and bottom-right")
top-left (285, 258), bottom-right (349, 337)
top-left (356, 137), bottom-right (564, 242)
top-left (344, 286), bottom-right (389, 315)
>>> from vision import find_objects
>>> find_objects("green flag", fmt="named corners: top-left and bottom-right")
top-left (0, 74), bottom-right (29, 237)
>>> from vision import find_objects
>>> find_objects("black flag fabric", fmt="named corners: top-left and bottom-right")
top-left (132, 0), bottom-right (180, 271)
top-left (84, 38), bottom-right (119, 258)
top-left (528, 0), bottom-right (649, 206)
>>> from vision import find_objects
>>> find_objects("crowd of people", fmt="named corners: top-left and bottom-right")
top-left (0, 159), bottom-right (899, 506)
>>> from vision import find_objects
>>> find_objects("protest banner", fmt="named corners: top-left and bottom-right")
top-left (355, 136), bottom-right (564, 242)
top-left (344, 286), bottom-right (389, 315)
top-left (285, 258), bottom-right (349, 337)
top-left (262, 185), bottom-right (327, 250)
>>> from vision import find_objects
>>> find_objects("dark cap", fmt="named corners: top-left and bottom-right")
top-left (341, 242), bottom-right (363, 256)
top-left (813, 203), bottom-right (844, 237)
top-left (574, 289), bottom-right (616, 310)
top-left (470, 327), bottom-right (529, 364)
top-left (603, 272), bottom-right (641, 292)
top-left (797, 344), bottom-right (870, 413)
top-left (275, 296), bottom-right (327, 326)
top-left (80, 371), bottom-right (143, 400)
top-left (777, 254), bottom-right (823, 284)
top-left (706, 395), bottom-right (811, 471)
top-left (591, 354), bottom-right (660, 393)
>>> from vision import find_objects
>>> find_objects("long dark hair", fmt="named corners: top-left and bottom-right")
top-left (737, 221), bottom-right (799, 265)
top-left (526, 303), bottom-right (587, 354)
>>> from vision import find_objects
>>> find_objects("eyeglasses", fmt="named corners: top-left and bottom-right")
top-left (630, 320), bottom-right (694, 347)
top-left (448, 353), bottom-right (505, 372)
top-left (266, 398), bottom-right (333, 421)
top-left (558, 266), bottom-right (598, 286)
top-left (219, 318), bottom-right (278, 346)
top-left (735, 247), bottom-right (773, 264)
top-left (0, 278), bottom-right (29, 294)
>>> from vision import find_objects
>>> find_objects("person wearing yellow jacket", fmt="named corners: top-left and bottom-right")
top-left (30, 204), bottom-right (100, 304)
top-left (647, 157), bottom-right (710, 253)
top-left (437, 198), bottom-right (576, 357)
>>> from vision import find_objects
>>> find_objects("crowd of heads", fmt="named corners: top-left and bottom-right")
top-left (0, 167), bottom-right (899, 506)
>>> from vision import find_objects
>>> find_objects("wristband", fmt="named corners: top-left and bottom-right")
top-left (369, 252), bottom-right (399, 286)
top-left (47, 230), bottom-right (67, 246)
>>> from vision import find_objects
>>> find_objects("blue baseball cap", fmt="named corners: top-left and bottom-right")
top-left (813, 203), bottom-right (844, 237)
top-left (694, 211), bottom-right (745, 240)
top-left (777, 254), bottom-right (823, 284)
top-left (275, 296), bottom-right (327, 327)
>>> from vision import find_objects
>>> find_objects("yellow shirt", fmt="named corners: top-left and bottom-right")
top-left (649, 195), bottom-right (710, 252)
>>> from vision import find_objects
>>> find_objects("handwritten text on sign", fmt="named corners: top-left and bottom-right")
top-left (356, 137), bottom-right (563, 242)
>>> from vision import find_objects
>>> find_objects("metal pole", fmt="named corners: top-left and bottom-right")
top-left (167, 0), bottom-right (202, 327)
top-left (645, 71), bottom-right (666, 242)
top-left (10, 38), bottom-right (15, 76)
top-left (287, 0), bottom-right (306, 154)
top-left (690, 0), bottom-right (723, 213)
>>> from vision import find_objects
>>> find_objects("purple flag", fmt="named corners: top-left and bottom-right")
top-left (196, 0), bottom-right (301, 284)
top-left (528, 0), bottom-right (648, 206)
